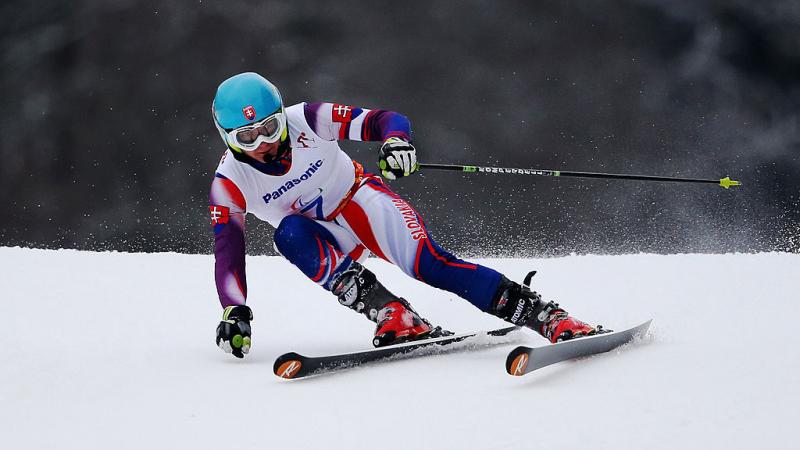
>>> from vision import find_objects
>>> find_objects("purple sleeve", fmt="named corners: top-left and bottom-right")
top-left (209, 174), bottom-right (248, 308)
top-left (361, 109), bottom-right (412, 142)
top-left (304, 102), bottom-right (412, 142)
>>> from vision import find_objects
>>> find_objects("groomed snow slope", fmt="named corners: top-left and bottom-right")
top-left (1, 248), bottom-right (797, 450)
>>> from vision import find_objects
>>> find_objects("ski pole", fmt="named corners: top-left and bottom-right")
top-left (418, 163), bottom-right (741, 189)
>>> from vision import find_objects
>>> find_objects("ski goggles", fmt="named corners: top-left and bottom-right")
top-left (224, 110), bottom-right (287, 151)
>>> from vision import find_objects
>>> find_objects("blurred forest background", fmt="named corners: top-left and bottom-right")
top-left (1, 0), bottom-right (798, 256)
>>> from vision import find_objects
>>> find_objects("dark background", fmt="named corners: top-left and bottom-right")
top-left (2, 0), bottom-right (798, 256)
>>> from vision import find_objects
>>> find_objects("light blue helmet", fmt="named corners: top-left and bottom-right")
top-left (212, 72), bottom-right (287, 152)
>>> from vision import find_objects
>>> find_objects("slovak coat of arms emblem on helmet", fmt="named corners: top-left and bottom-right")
top-left (242, 105), bottom-right (256, 121)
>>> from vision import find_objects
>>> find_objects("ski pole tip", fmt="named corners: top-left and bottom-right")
top-left (719, 177), bottom-right (741, 189)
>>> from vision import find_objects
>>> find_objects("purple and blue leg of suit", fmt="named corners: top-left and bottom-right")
top-left (273, 178), bottom-right (503, 312)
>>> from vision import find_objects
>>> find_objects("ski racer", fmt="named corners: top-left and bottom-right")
top-left (210, 72), bottom-right (600, 358)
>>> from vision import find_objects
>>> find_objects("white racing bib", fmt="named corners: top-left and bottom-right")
top-left (215, 103), bottom-right (358, 227)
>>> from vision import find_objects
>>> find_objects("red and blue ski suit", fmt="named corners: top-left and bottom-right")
top-left (209, 102), bottom-right (503, 312)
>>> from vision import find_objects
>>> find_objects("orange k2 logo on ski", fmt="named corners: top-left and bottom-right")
top-left (276, 360), bottom-right (302, 379)
top-left (510, 353), bottom-right (529, 376)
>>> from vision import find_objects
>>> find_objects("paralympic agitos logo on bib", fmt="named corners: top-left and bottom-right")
top-left (263, 160), bottom-right (324, 205)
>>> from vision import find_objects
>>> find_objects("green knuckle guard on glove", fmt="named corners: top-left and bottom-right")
top-left (216, 305), bottom-right (252, 358)
top-left (378, 137), bottom-right (418, 180)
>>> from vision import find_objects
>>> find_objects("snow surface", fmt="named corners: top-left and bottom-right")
top-left (1, 248), bottom-right (798, 450)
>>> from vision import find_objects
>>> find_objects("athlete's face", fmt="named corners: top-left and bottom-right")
top-left (243, 140), bottom-right (281, 163)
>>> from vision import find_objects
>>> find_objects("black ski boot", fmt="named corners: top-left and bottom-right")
top-left (330, 262), bottom-right (450, 347)
top-left (491, 271), bottom-right (604, 343)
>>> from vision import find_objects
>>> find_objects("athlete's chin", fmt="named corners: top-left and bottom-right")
top-left (245, 143), bottom-right (280, 162)
top-left (244, 149), bottom-right (270, 163)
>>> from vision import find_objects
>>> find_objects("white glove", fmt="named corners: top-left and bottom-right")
top-left (378, 137), bottom-right (418, 180)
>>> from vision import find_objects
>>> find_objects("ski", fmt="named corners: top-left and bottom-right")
top-left (506, 320), bottom-right (652, 376)
top-left (274, 326), bottom-right (520, 379)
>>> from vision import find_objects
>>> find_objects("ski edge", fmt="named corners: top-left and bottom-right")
top-left (505, 319), bottom-right (653, 376)
top-left (274, 325), bottom-right (519, 380)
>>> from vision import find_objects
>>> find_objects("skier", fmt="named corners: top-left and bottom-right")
top-left (211, 72), bottom-right (600, 358)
